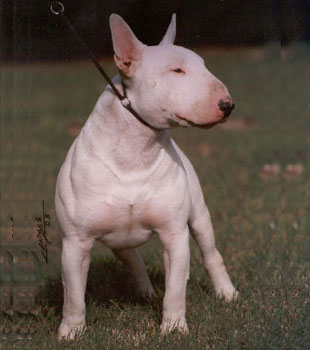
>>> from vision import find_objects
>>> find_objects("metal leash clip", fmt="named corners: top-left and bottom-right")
top-left (50, 1), bottom-right (64, 15)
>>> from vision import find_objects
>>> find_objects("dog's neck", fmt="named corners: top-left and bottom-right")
top-left (84, 77), bottom-right (170, 173)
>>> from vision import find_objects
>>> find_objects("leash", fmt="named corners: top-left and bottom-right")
top-left (49, 1), bottom-right (156, 130)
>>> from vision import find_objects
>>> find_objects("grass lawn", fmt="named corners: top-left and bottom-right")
top-left (0, 44), bottom-right (309, 349)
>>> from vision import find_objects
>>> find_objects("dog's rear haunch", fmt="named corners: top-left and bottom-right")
top-left (56, 13), bottom-right (238, 340)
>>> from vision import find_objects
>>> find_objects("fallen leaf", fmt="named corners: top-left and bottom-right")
top-left (66, 121), bottom-right (84, 137)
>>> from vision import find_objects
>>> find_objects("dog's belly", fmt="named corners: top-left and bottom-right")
top-left (96, 228), bottom-right (154, 250)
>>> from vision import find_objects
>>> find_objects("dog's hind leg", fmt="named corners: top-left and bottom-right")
top-left (112, 247), bottom-right (156, 297)
top-left (173, 141), bottom-right (238, 301)
top-left (189, 201), bottom-right (238, 301)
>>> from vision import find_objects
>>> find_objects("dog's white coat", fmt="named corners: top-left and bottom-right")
top-left (56, 14), bottom-right (238, 339)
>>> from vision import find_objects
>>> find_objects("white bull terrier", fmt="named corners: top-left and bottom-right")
top-left (56, 13), bottom-right (238, 339)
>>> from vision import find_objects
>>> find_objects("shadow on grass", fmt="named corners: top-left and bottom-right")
top-left (39, 257), bottom-right (166, 319)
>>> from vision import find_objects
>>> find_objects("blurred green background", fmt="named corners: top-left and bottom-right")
top-left (1, 0), bottom-right (309, 62)
top-left (0, 1), bottom-right (309, 349)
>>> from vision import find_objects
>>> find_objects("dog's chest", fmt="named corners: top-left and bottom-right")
top-left (74, 160), bottom-right (190, 247)
top-left (87, 188), bottom-right (173, 249)
top-left (68, 126), bottom-right (190, 248)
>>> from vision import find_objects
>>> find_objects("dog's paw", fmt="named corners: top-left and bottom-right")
top-left (136, 282), bottom-right (157, 298)
top-left (160, 318), bottom-right (189, 335)
top-left (216, 288), bottom-right (239, 302)
top-left (58, 322), bottom-right (86, 341)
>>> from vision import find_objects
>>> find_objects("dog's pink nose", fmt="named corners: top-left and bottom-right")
top-left (218, 99), bottom-right (235, 118)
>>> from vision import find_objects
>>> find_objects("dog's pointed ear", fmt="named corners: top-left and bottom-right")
top-left (159, 13), bottom-right (176, 46)
top-left (110, 14), bottom-right (145, 76)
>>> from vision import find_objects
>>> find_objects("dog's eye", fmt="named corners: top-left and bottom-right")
top-left (172, 68), bottom-right (185, 74)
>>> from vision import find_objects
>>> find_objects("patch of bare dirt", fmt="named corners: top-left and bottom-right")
top-left (260, 162), bottom-right (305, 180)
top-left (281, 48), bottom-right (294, 62)
top-left (283, 163), bottom-right (304, 180)
top-left (199, 143), bottom-right (212, 157)
top-left (247, 48), bottom-right (268, 62)
top-left (260, 163), bottom-right (281, 180)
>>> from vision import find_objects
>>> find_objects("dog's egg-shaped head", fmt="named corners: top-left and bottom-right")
top-left (110, 14), bottom-right (234, 129)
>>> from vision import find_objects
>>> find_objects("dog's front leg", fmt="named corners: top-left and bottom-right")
top-left (159, 226), bottom-right (190, 334)
top-left (58, 236), bottom-right (93, 340)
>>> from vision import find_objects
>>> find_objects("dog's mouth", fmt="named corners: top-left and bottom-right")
top-left (175, 114), bottom-right (220, 129)
top-left (218, 116), bottom-right (229, 123)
